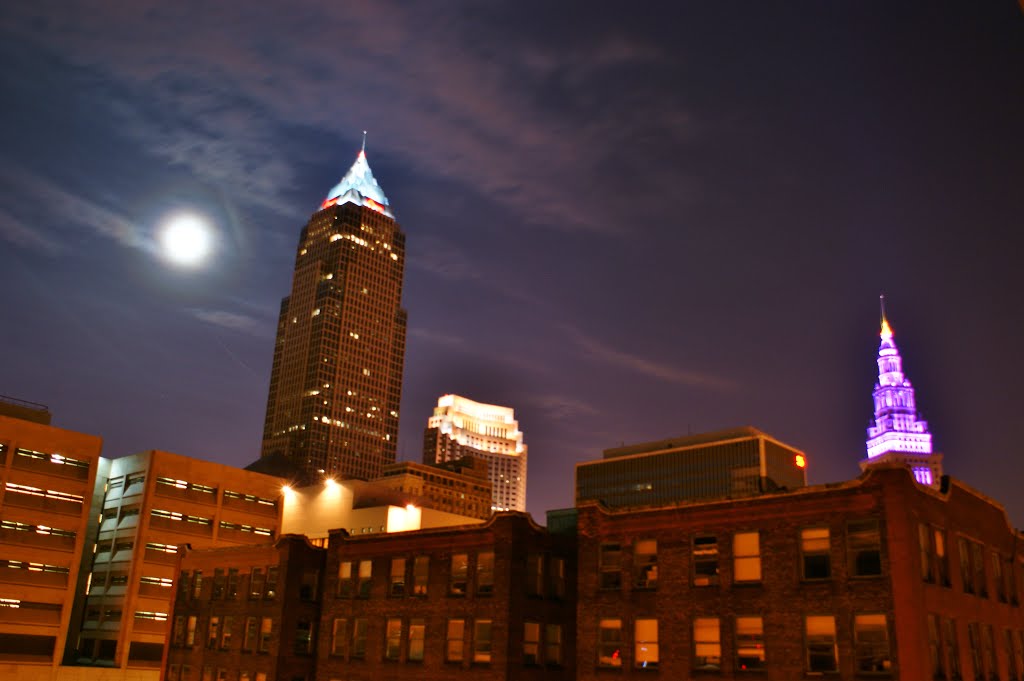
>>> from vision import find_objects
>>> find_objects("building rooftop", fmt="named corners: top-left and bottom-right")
top-left (601, 426), bottom-right (798, 460)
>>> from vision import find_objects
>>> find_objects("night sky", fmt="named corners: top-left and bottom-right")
top-left (2, 3), bottom-right (1023, 524)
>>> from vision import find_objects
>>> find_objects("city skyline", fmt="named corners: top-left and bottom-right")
top-left (1, 3), bottom-right (1022, 523)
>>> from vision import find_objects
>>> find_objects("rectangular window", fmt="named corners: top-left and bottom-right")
top-left (357, 559), bottom-right (373, 598)
top-left (446, 619), bottom-right (465, 662)
top-left (299, 569), bottom-right (318, 601)
top-left (634, 539), bottom-right (658, 589)
top-left (258, 617), bottom-right (272, 653)
top-left (693, 536), bottom-right (719, 586)
top-left (928, 614), bottom-right (944, 679)
top-left (476, 551), bottom-right (495, 595)
top-left (854, 614), bottom-right (891, 673)
top-left (526, 553), bottom-right (544, 596)
top-left (920, 524), bottom-right (935, 582)
top-left (173, 615), bottom-right (186, 646)
top-left (733, 532), bottom-right (761, 582)
top-left (408, 618), bottom-right (425, 662)
top-left (385, 618), bottom-right (402, 661)
top-left (294, 620), bottom-right (314, 655)
top-left (264, 567), bottom-right (279, 599)
top-left (412, 556), bottom-right (429, 596)
top-left (545, 624), bottom-right (563, 666)
top-left (242, 617), bottom-right (256, 652)
top-left (801, 527), bottom-right (831, 579)
top-left (212, 568), bottom-right (225, 599)
top-left (635, 618), bottom-right (659, 669)
top-left (694, 617), bottom-right (721, 671)
top-left (968, 623), bottom-right (983, 681)
top-left (226, 568), bottom-right (239, 599)
top-left (186, 615), bottom-right (197, 646)
top-left (943, 619), bottom-right (961, 680)
top-left (221, 616), bottom-right (233, 649)
top-left (959, 538), bottom-right (973, 593)
top-left (971, 542), bottom-right (987, 597)
top-left (982, 624), bottom-right (996, 680)
top-left (1007, 629), bottom-right (1019, 681)
top-left (849, 519), bottom-right (883, 577)
top-left (600, 544), bottom-right (622, 589)
top-left (550, 557), bottom-right (566, 598)
top-left (337, 561), bottom-right (353, 597)
top-left (473, 619), bottom-right (493, 663)
top-left (330, 618), bottom-right (346, 656)
top-left (192, 570), bottom-right (203, 599)
top-left (450, 554), bottom-right (468, 595)
top-left (249, 568), bottom-right (263, 599)
top-left (736, 616), bottom-right (765, 671)
top-left (524, 622), bottom-right (541, 665)
top-left (934, 529), bottom-right (949, 586)
top-left (599, 618), bottom-right (623, 668)
top-left (994, 553), bottom-right (1006, 602)
top-left (806, 616), bottom-right (838, 673)
top-left (207, 616), bottom-right (220, 649)
top-left (390, 558), bottom-right (406, 597)
top-left (351, 618), bottom-right (367, 659)
top-left (178, 571), bottom-right (190, 601)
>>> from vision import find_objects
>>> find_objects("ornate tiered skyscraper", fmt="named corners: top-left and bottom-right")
top-left (260, 139), bottom-right (407, 479)
top-left (861, 297), bottom-right (942, 487)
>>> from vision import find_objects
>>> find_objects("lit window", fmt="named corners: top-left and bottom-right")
top-left (357, 560), bottom-right (372, 598)
top-left (546, 624), bottom-right (563, 666)
top-left (390, 558), bottom-right (406, 597)
top-left (733, 532), bottom-right (761, 582)
top-left (476, 552), bottom-right (494, 595)
top-left (473, 619), bottom-right (493, 663)
top-left (412, 556), bottom-right (429, 596)
top-left (524, 622), bottom-right (541, 665)
top-left (801, 527), bottom-right (831, 579)
top-left (634, 618), bottom-right (659, 669)
top-left (598, 618), bottom-right (623, 667)
top-left (408, 619), bottom-right (425, 662)
top-left (450, 554), bottom-right (468, 595)
top-left (258, 617), bottom-right (272, 653)
top-left (446, 619), bottom-right (465, 662)
top-left (385, 618), bottom-right (402, 660)
top-left (694, 618), bottom-right (721, 670)
top-left (848, 519), bottom-right (882, 577)
top-left (736, 616), bottom-right (765, 670)
top-left (693, 536), bottom-right (719, 586)
top-left (854, 614), bottom-right (891, 673)
top-left (330, 618), bottom-right (346, 656)
top-left (634, 540), bottom-right (658, 589)
top-left (805, 616), bottom-right (838, 673)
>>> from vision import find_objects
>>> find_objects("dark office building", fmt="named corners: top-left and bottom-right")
top-left (260, 140), bottom-right (407, 480)
top-left (574, 427), bottom-right (806, 508)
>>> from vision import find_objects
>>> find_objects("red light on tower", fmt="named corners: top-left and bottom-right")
top-left (795, 454), bottom-right (806, 468)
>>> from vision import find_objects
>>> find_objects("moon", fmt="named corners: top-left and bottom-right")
top-left (158, 214), bottom-right (213, 267)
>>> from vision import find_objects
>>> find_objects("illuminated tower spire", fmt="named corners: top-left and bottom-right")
top-left (861, 296), bottom-right (943, 487)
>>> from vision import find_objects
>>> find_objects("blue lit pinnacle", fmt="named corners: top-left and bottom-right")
top-left (322, 138), bottom-right (393, 217)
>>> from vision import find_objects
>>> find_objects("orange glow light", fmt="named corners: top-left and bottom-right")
top-left (795, 454), bottom-right (806, 468)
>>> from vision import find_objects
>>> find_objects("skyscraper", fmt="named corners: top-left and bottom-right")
top-left (261, 140), bottom-right (407, 479)
top-left (861, 297), bottom-right (943, 487)
top-left (423, 394), bottom-right (527, 512)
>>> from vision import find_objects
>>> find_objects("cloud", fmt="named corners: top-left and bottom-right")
top-left (560, 323), bottom-right (734, 391)
top-left (189, 308), bottom-right (268, 336)
top-left (528, 393), bottom-right (599, 420)
top-left (0, 206), bottom-right (64, 255)
top-left (0, 160), bottom-right (147, 252)
top-left (408, 327), bottom-right (467, 349)
top-left (410, 236), bottom-right (482, 282)
top-left (0, 2), bottom-right (700, 237)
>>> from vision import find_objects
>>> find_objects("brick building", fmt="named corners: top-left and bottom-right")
top-left (575, 464), bottom-right (1024, 680)
top-left (317, 512), bottom-right (575, 681)
top-left (166, 536), bottom-right (326, 681)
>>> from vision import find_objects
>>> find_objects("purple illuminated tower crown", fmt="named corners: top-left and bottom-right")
top-left (860, 296), bottom-right (943, 488)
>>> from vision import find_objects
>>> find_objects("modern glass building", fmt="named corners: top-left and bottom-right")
top-left (575, 427), bottom-right (807, 508)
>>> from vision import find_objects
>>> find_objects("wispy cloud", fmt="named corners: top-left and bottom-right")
top-left (559, 323), bottom-right (734, 391)
top-left (408, 327), bottom-right (467, 349)
top-left (410, 236), bottom-right (482, 282)
top-left (1, 2), bottom-right (699, 237)
top-left (528, 393), bottom-right (599, 420)
top-left (0, 206), bottom-right (64, 255)
top-left (189, 308), bottom-right (268, 336)
top-left (0, 160), bottom-right (147, 253)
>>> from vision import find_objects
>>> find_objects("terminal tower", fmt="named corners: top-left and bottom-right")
top-left (260, 137), bottom-right (407, 479)
top-left (860, 297), bottom-right (943, 488)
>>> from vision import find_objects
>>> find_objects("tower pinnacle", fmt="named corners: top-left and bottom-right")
top-left (320, 135), bottom-right (393, 217)
top-left (861, 298), bottom-right (942, 487)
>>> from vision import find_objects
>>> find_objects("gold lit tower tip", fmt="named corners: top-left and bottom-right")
top-left (879, 294), bottom-right (893, 341)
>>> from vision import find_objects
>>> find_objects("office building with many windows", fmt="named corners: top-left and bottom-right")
top-left (260, 141), bottom-right (407, 480)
